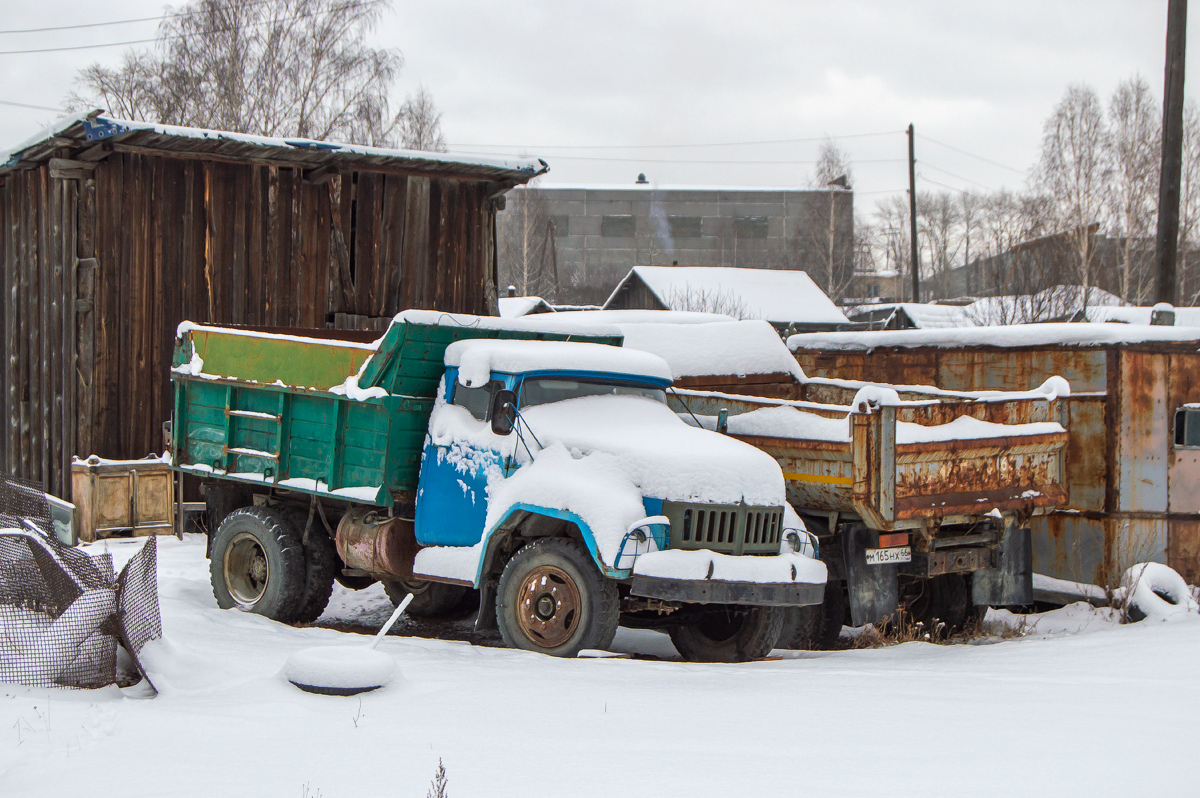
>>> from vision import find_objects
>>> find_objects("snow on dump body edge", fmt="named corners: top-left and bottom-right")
top-left (722, 404), bottom-right (1064, 443)
top-left (392, 309), bottom-right (622, 339)
top-left (445, 339), bottom-right (673, 387)
top-left (788, 322), bottom-right (1200, 352)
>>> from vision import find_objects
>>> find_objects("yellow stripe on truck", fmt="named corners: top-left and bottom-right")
top-left (782, 471), bottom-right (853, 486)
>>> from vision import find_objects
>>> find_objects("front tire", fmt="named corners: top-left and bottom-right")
top-left (210, 507), bottom-right (306, 622)
top-left (778, 581), bottom-right (846, 650)
top-left (669, 606), bottom-right (785, 662)
top-left (496, 538), bottom-right (619, 657)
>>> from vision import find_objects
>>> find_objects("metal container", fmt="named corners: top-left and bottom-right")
top-left (70, 455), bottom-right (175, 542)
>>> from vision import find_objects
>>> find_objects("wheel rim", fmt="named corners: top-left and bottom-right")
top-left (515, 564), bottom-right (582, 648)
top-left (224, 532), bottom-right (270, 606)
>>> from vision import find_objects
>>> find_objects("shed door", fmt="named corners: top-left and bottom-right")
top-left (1117, 351), bottom-right (1168, 513)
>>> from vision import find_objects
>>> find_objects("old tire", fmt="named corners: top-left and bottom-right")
top-left (210, 506), bottom-right (306, 622)
top-left (669, 606), bottom-right (785, 662)
top-left (496, 538), bottom-right (619, 657)
top-left (904, 574), bottom-right (979, 636)
top-left (285, 508), bottom-right (340, 624)
top-left (382, 578), bottom-right (471, 619)
top-left (778, 581), bottom-right (846, 650)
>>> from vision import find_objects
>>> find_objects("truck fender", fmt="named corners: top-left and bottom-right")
top-left (474, 503), bottom-right (619, 587)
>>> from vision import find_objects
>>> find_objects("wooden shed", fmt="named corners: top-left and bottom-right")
top-left (0, 112), bottom-right (545, 500)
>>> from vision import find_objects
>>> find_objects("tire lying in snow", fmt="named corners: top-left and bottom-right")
top-left (382, 579), bottom-right (472, 619)
top-left (1120, 563), bottom-right (1200, 622)
top-left (668, 606), bottom-right (784, 662)
top-left (496, 538), bottom-right (619, 657)
top-left (210, 507), bottom-right (306, 622)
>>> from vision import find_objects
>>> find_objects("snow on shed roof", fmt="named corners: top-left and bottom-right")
top-left (497, 296), bottom-right (552, 318)
top-left (789, 322), bottom-right (1200, 352)
top-left (608, 266), bottom-right (849, 326)
top-left (0, 112), bottom-right (546, 182)
top-left (544, 309), bottom-right (736, 325)
top-left (851, 303), bottom-right (973, 329)
top-left (445, 339), bottom-right (673, 386)
top-left (617, 320), bottom-right (805, 380)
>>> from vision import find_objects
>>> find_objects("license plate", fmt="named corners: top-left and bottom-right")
top-left (865, 546), bottom-right (911, 565)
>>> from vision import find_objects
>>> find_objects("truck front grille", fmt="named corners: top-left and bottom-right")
top-left (661, 501), bottom-right (784, 556)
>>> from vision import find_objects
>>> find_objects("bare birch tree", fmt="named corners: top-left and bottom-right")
top-left (1034, 84), bottom-right (1110, 306)
top-left (69, 0), bottom-right (443, 149)
top-left (497, 183), bottom-right (559, 300)
top-left (398, 85), bottom-right (447, 151)
top-left (1105, 76), bottom-right (1161, 303)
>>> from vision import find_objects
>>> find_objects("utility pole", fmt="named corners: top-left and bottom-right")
top-left (1155, 0), bottom-right (1188, 305)
top-left (907, 123), bottom-right (921, 303)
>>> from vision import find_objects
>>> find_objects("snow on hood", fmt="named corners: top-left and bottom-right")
top-left (445, 339), bottom-right (673, 387)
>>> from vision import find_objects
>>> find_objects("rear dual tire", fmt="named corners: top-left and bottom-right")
top-left (668, 606), bottom-right (785, 662)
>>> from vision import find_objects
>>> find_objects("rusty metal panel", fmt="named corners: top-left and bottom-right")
top-left (1063, 396), bottom-right (1107, 511)
top-left (1168, 518), bottom-right (1200, 583)
top-left (1030, 514), bottom-right (1108, 585)
top-left (1166, 352), bottom-right (1200, 514)
top-left (1115, 351), bottom-right (1168, 513)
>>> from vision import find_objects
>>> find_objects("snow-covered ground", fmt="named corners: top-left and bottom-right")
top-left (2, 535), bottom-right (1198, 797)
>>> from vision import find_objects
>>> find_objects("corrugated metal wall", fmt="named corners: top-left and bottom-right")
top-left (1, 152), bottom-right (499, 500)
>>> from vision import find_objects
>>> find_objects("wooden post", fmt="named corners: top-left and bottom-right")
top-left (907, 124), bottom-right (921, 303)
top-left (1155, 0), bottom-right (1188, 304)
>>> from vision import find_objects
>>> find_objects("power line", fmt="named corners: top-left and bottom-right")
top-left (0, 0), bottom-right (279, 35)
top-left (918, 133), bottom-right (1027, 175)
top-left (916, 173), bottom-right (972, 194)
top-left (0, 0), bottom-right (385, 55)
top-left (0, 98), bottom-right (67, 112)
top-left (447, 130), bottom-right (903, 151)
top-left (919, 161), bottom-right (995, 191)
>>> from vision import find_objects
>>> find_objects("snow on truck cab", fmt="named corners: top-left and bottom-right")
top-left (169, 313), bottom-right (826, 662)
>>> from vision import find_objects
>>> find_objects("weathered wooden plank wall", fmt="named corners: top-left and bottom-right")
top-left (0, 150), bottom-right (499, 500)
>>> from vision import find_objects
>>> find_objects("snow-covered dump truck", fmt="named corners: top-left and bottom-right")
top-left (167, 312), bottom-right (825, 661)
top-left (557, 315), bottom-right (1071, 646)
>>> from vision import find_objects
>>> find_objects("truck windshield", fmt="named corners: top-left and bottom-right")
top-left (519, 377), bottom-right (665, 409)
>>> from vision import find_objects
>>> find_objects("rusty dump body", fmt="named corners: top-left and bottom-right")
top-left (789, 325), bottom-right (1200, 586)
top-left (668, 389), bottom-right (1067, 534)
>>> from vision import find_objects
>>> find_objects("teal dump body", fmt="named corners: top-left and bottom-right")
top-left (171, 316), bottom-right (622, 506)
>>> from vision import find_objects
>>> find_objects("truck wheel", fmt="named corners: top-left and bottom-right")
top-left (210, 507), bottom-right (306, 622)
top-left (669, 606), bottom-right (785, 662)
top-left (778, 581), bottom-right (846, 650)
top-left (496, 538), bottom-right (619, 657)
top-left (904, 574), bottom-right (978, 636)
top-left (285, 509), bottom-right (339, 624)
top-left (382, 579), bottom-right (471, 619)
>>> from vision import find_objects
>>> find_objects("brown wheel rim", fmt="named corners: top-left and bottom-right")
top-left (515, 564), bottom-right (582, 649)
top-left (224, 532), bottom-right (269, 607)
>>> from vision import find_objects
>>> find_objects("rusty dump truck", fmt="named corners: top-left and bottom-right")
top-left (580, 315), bottom-right (1072, 646)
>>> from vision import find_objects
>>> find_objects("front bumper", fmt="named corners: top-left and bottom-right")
top-left (630, 576), bottom-right (824, 607)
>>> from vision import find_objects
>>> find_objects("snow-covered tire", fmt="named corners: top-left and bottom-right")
top-left (1121, 562), bottom-right (1200, 622)
top-left (496, 538), bottom-right (619, 657)
top-left (669, 606), bottom-right (785, 662)
top-left (210, 506), bottom-right (306, 622)
top-left (778, 581), bottom-right (846, 650)
top-left (382, 578), bottom-right (471, 619)
top-left (284, 508), bottom-right (339, 624)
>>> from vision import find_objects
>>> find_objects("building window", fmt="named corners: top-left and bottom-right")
top-left (549, 215), bottom-right (569, 236)
top-left (668, 216), bottom-right (702, 238)
top-left (1175, 407), bottom-right (1200, 447)
top-left (601, 215), bottom-right (635, 237)
top-left (735, 216), bottom-right (769, 239)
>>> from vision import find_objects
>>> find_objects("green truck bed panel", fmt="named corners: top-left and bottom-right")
top-left (171, 315), bottom-right (621, 506)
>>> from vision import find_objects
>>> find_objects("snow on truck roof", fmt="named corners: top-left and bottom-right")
top-left (445, 339), bottom-right (674, 387)
top-left (788, 322), bottom-right (1200, 352)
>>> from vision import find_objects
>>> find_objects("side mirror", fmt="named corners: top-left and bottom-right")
top-left (490, 389), bottom-right (518, 435)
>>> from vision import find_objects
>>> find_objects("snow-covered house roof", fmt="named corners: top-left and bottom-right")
top-left (848, 302), bottom-right (973, 330)
top-left (497, 296), bottom-right (553, 318)
top-left (604, 266), bottom-right (849, 329)
top-left (0, 112), bottom-right (546, 182)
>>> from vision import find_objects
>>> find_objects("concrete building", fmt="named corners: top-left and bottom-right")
top-left (497, 181), bottom-right (854, 306)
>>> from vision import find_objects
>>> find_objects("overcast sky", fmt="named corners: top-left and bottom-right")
top-left (0, 1), bottom-right (1194, 212)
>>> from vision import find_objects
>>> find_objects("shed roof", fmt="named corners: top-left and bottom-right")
top-left (607, 266), bottom-right (849, 326)
top-left (849, 302), bottom-right (973, 329)
top-left (0, 112), bottom-right (546, 183)
top-left (1081, 305), bottom-right (1200, 326)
